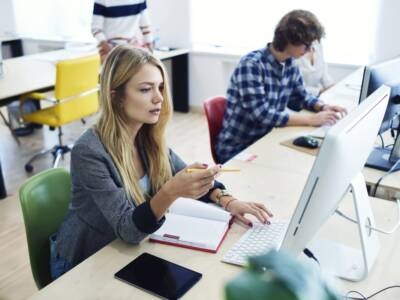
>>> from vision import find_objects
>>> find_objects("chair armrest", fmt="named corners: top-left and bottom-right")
top-left (19, 92), bottom-right (57, 117)
top-left (20, 92), bottom-right (57, 103)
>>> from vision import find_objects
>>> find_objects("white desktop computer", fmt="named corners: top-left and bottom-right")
top-left (280, 85), bottom-right (390, 281)
top-left (223, 85), bottom-right (396, 282)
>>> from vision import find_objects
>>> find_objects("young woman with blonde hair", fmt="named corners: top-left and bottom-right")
top-left (50, 45), bottom-right (272, 279)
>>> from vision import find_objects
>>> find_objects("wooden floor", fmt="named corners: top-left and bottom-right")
top-left (0, 110), bottom-right (213, 300)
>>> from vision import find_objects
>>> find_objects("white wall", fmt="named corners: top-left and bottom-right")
top-left (19, 0), bottom-right (93, 42)
top-left (0, 0), bottom-right (17, 39)
top-left (191, 0), bottom-right (381, 66)
top-left (189, 53), bottom-right (238, 108)
top-left (147, 0), bottom-right (191, 48)
top-left (372, 0), bottom-right (400, 63)
top-left (1, 0), bottom-right (396, 108)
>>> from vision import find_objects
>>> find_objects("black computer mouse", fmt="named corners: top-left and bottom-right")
top-left (293, 136), bottom-right (319, 149)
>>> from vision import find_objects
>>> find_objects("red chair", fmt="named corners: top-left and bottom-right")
top-left (203, 96), bottom-right (227, 163)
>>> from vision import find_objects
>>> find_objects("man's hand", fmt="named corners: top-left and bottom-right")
top-left (98, 41), bottom-right (111, 56)
top-left (322, 104), bottom-right (347, 117)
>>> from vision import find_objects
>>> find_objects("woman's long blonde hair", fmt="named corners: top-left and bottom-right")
top-left (96, 45), bottom-right (173, 205)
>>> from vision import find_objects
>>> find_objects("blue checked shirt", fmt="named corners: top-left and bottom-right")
top-left (215, 45), bottom-right (322, 163)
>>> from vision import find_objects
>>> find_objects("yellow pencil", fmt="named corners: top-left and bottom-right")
top-left (186, 168), bottom-right (241, 173)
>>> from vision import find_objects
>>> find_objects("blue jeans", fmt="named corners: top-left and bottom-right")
top-left (49, 234), bottom-right (73, 280)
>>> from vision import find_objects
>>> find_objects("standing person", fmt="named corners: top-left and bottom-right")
top-left (91, 0), bottom-right (155, 62)
top-left (50, 45), bottom-right (273, 279)
top-left (215, 10), bottom-right (346, 164)
top-left (296, 40), bottom-right (334, 97)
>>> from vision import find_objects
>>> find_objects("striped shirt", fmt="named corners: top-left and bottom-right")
top-left (91, 0), bottom-right (153, 44)
top-left (215, 45), bottom-right (322, 163)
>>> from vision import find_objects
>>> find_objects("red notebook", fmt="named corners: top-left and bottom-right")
top-left (150, 198), bottom-right (232, 253)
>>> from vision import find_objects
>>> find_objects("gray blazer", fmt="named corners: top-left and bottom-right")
top-left (55, 128), bottom-right (223, 267)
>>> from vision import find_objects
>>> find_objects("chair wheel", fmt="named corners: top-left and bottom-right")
top-left (25, 164), bottom-right (34, 173)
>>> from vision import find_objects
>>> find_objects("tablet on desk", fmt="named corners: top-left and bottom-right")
top-left (114, 252), bottom-right (202, 299)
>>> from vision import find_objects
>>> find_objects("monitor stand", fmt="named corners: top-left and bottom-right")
top-left (305, 173), bottom-right (380, 282)
top-left (365, 128), bottom-right (400, 171)
top-left (365, 147), bottom-right (394, 171)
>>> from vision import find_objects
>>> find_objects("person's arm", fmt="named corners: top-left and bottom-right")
top-left (71, 144), bottom-right (163, 244)
top-left (305, 85), bottom-right (321, 97)
top-left (317, 42), bottom-right (334, 89)
top-left (139, 6), bottom-right (154, 51)
top-left (289, 66), bottom-right (323, 112)
top-left (164, 150), bottom-right (273, 226)
top-left (206, 188), bottom-right (273, 226)
top-left (167, 149), bottom-right (225, 203)
top-left (237, 60), bottom-right (290, 128)
top-left (91, 0), bottom-right (111, 61)
top-left (287, 69), bottom-right (345, 126)
top-left (91, 0), bottom-right (107, 44)
top-left (321, 64), bottom-right (334, 90)
top-left (150, 162), bottom-right (221, 219)
top-left (286, 112), bottom-right (337, 127)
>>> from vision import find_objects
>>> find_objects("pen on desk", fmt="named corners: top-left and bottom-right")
top-left (163, 234), bottom-right (180, 240)
top-left (186, 168), bottom-right (241, 173)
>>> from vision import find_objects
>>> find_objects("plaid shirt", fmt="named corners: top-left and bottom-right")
top-left (215, 45), bottom-right (322, 163)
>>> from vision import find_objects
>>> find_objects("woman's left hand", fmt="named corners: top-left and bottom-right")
top-left (225, 198), bottom-right (273, 227)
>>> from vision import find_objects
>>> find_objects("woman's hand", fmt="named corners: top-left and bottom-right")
top-left (162, 162), bottom-right (221, 201)
top-left (224, 198), bottom-right (273, 227)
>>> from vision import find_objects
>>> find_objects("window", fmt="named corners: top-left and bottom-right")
top-left (12, 0), bottom-right (94, 42)
top-left (191, 0), bottom-right (380, 65)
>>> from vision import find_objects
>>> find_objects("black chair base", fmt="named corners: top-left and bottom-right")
top-left (25, 144), bottom-right (73, 173)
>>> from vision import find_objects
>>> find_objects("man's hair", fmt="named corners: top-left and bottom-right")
top-left (272, 10), bottom-right (325, 51)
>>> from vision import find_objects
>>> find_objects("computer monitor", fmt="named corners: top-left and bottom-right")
top-left (280, 85), bottom-right (390, 282)
top-left (359, 57), bottom-right (400, 171)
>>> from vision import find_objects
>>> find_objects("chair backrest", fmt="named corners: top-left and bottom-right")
top-left (203, 96), bottom-right (227, 163)
top-left (54, 54), bottom-right (100, 125)
top-left (19, 168), bottom-right (71, 289)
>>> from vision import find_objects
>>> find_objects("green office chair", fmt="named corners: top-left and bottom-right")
top-left (19, 168), bottom-right (71, 289)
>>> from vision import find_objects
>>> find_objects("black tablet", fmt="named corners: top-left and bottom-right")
top-left (114, 253), bottom-right (202, 299)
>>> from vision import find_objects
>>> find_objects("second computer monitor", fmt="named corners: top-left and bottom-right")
top-left (280, 85), bottom-right (390, 281)
top-left (359, 57), bottom-right (400, 170)
top-left (359, 57), bottom-right (400, 133)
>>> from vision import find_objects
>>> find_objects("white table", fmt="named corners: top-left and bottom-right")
top-left (28, 159), bottom-right (400, 299)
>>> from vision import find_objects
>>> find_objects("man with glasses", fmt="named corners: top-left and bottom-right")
top-left (215, 10), bottom-right (346, 164)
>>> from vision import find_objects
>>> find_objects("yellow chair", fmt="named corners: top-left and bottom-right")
top-left (21, 54), bottom-right (100, 172)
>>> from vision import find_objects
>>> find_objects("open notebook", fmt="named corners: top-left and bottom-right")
top-left (150, 198), bottom-right (232, 253)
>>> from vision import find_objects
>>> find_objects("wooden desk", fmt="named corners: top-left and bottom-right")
top-left (0, 55), bottom-right (56, 104)
top-left (28, 159), bottom-right (400, 299)
top-left (242, 126), bottom-right (400, 199)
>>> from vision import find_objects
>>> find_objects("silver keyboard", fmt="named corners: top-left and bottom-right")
top-left (222, 220), bottom-right (289, 266)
